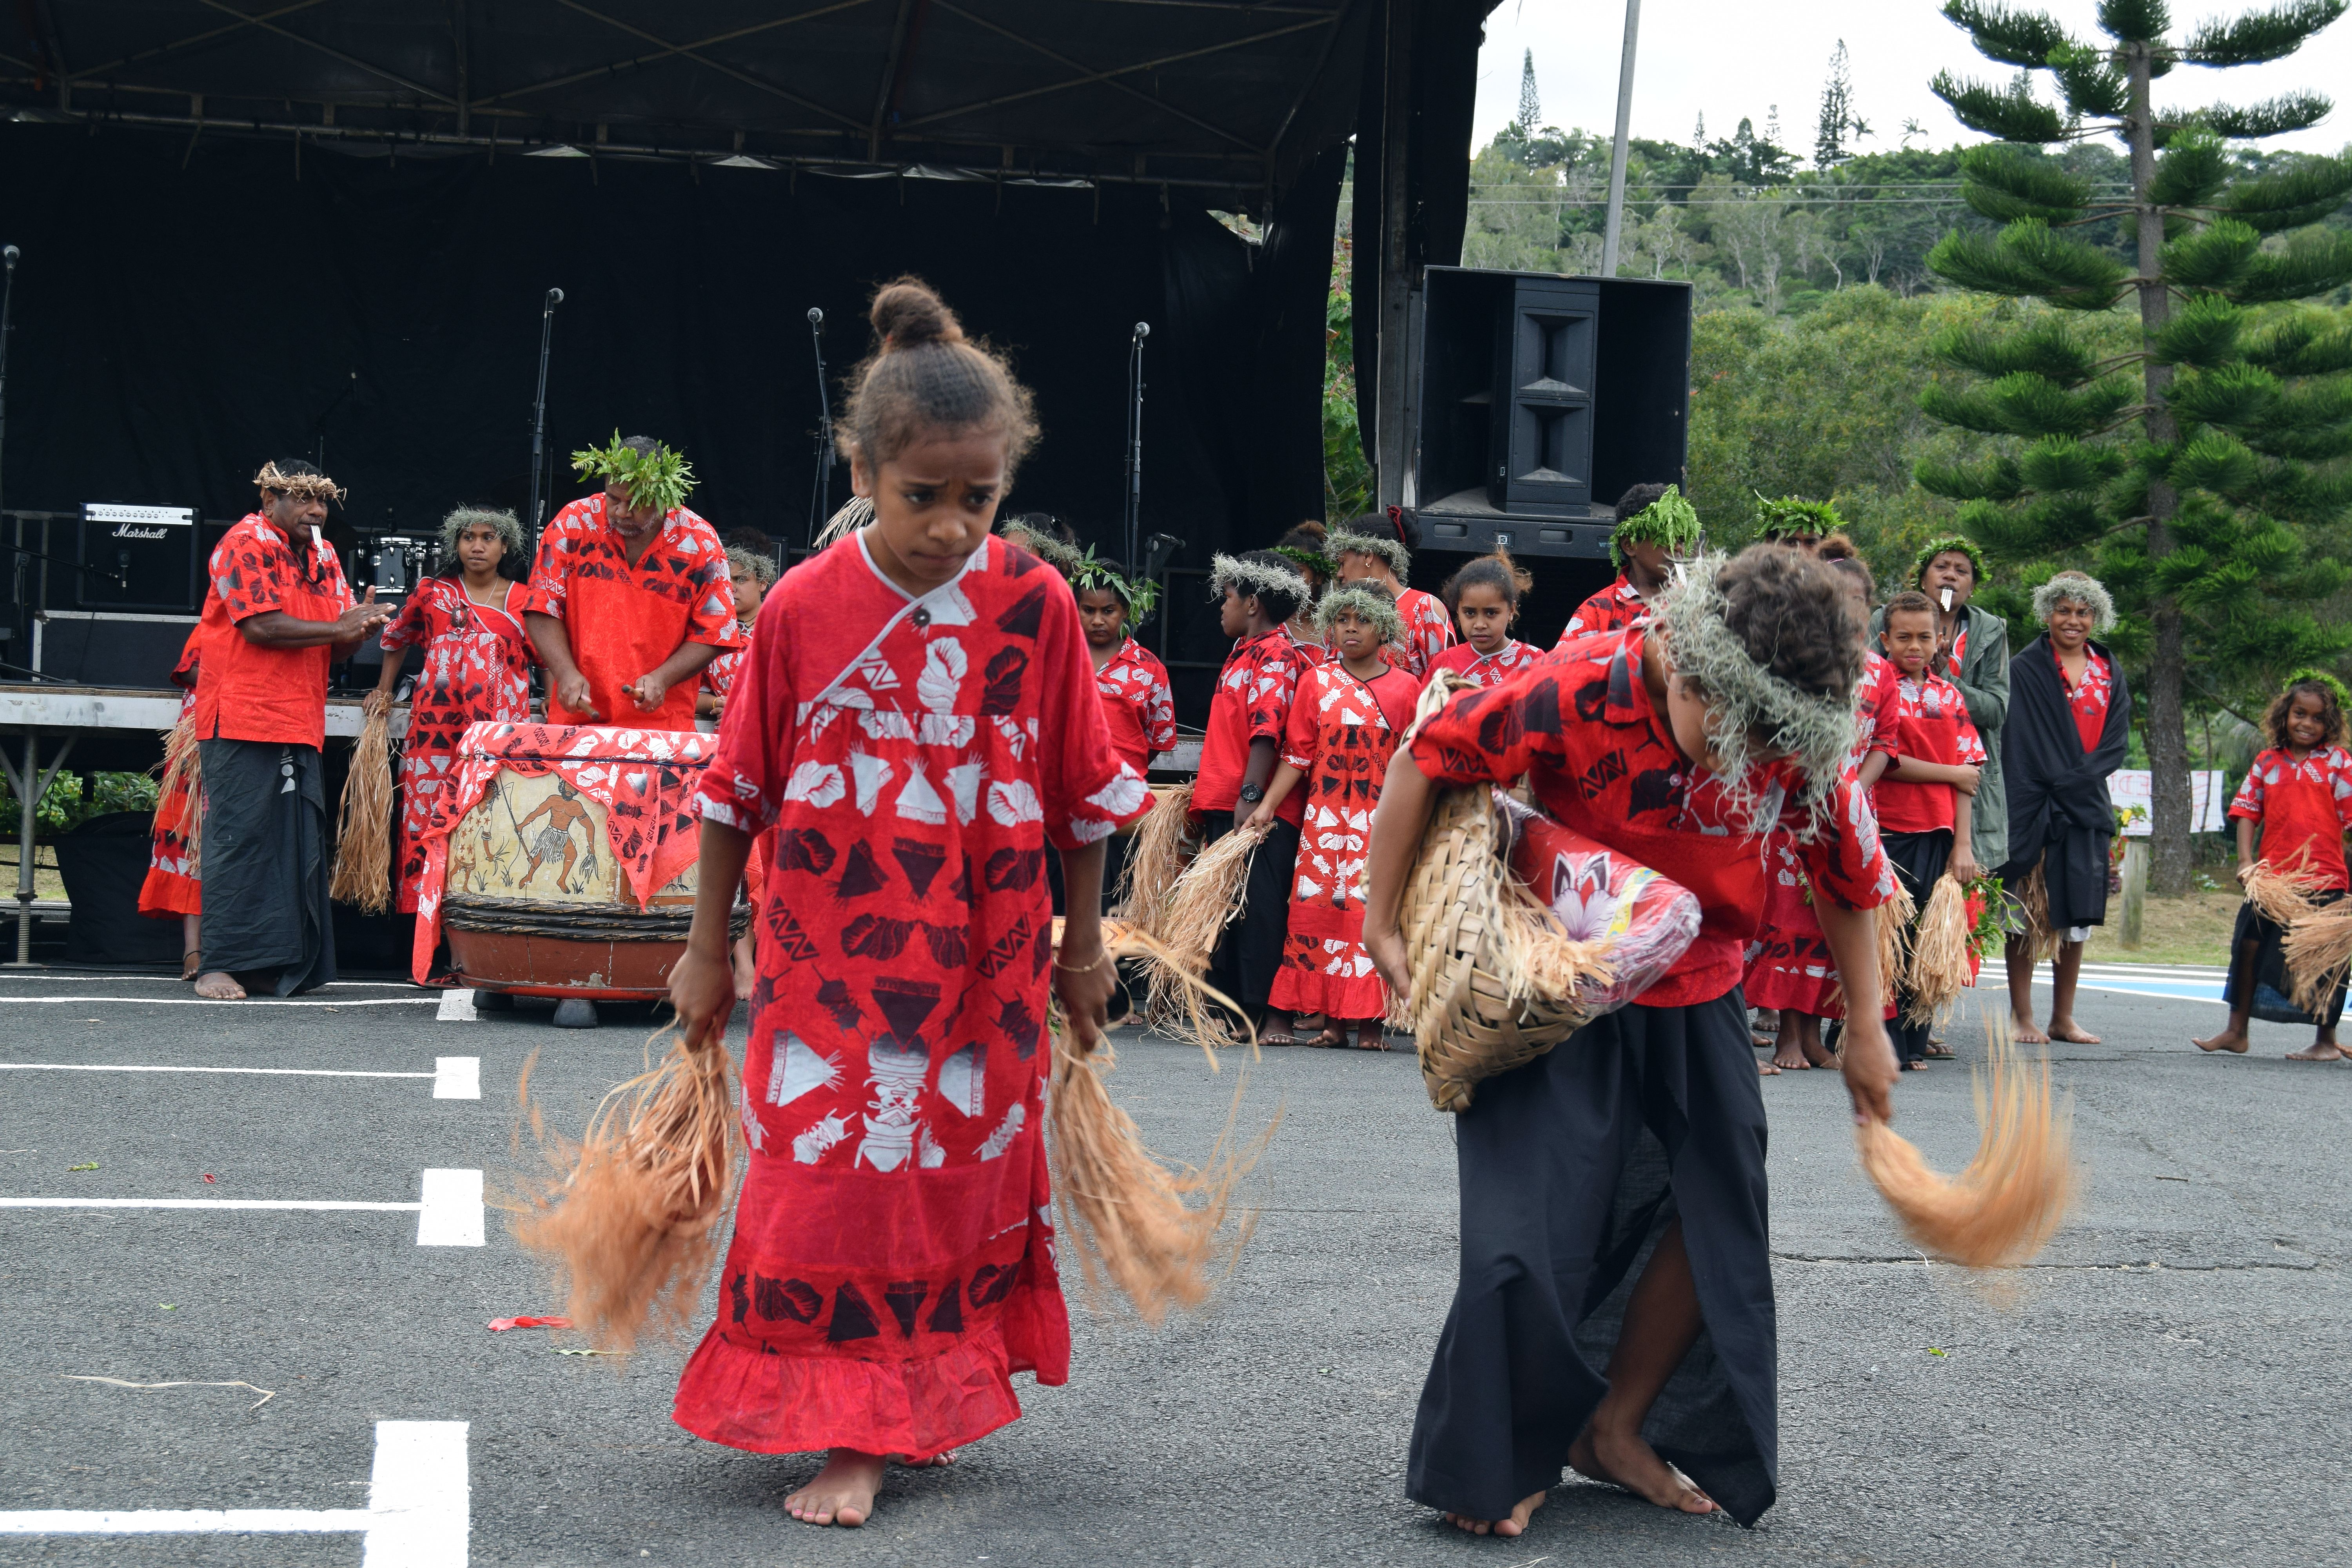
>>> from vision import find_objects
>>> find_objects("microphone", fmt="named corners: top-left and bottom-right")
top-left (1133, 321), bottom-right (1150, 339)
top-left (2, 245), bottom-right (17, 267)
top-left (545, 287), bottom-right (564, 307)
top-left (808, 307), bottom-right (824, 326)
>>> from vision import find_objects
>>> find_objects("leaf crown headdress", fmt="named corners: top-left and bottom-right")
top-left (572, 432), bottom-right (697, 515)
top-left (1314, 582), bottom-right (1405, 646)
top-left (1752, 492), bottom-right (1844, 541)
top-left (1068, 546), bottom-right (1160, 620)
top-left (1909, 534), bottom-right (1989, 589)
top-left (1268, 543), bottom-right (1335, 579)
top-left (1611, 484), bottom-right (1702, 569)
top-left (2286, 668), bottom-right (2352, 710)
top-left (1322, 528), bottom-right (1410, 579)
top-left (254, 461), bottom-right (346, 505)
top-left (996, 516), bottom-right (1088, 576)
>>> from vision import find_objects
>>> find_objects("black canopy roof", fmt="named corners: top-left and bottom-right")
top-left (5, 0), bottom-right (1381, 209)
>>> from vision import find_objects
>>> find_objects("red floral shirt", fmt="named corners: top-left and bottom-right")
top-left (1386, 586), bottom-right (1455, 677)
top-left (2230, 744), bottom-right (2352, 890)
top-left (1196, 628), bottom-right (1306, 823)
top-left (1557, 575), bottom-right (1646, 646)
top-left (527, 494), bottom-right (738, 731)
top-left (1093, 637), bottom-right (1177, 776)
top-left (193, 512), bottom-right (356, 748)
top-left (1424, 638), bottom-right (1540, 691)
top-left (2060, 646), bottom-right (2112, 753)
top-left (1409, 626), bottom-right (1896, 1006)
top-left (1871, 667), bottom-right (1987, 834)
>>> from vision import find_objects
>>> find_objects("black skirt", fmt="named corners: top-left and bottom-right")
top-left (2223, 891), bottom-right (2347, 1027)
top-left (1199, 809), bottom-right (1299, 1016)
top-left (1405, 989), bottom-right (1778, 1527)
top-left (196, 737), bottom-right (337, 995)
top-left (1881, 829), bottom-right (1953, 1065)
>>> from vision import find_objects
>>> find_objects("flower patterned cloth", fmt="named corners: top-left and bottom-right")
top-left (1424, 638), bottom-right (1540, 691)
top-left (1410, 625), bottom-right (1896, 1007)
top-left (2230, 744), bottom-right (2352, 891)
top-left (526, 493), bottom-right (738, 732)
top-left (1378, 586), bottom-right (1457, 677)
top-left (675, 532), bottom-right (1150, 1462)
top-left (379, 577), bottom-right (543, 912)
top-left (2060, 645), bottom-right (2112, 754)
top-left (1194, 628), bottom-right (1305, 824)
top-left (139, 640), bottom-right (205, 920)
top-left (1557, 574), bottom-right (1646, 646)
top-left (1268, 661), bottom-right (1419, 1019)
top-left (1871, 667), bottom-right (1987, 835)
top-left (1092, 635), bottom-right (1177, 775)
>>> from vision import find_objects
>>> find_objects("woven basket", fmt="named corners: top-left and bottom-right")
top-left (1400, 783), bottom-right (1606, 1113)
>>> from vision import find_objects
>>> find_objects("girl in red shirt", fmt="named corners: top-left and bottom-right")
top-left (1326, 515), bottom-right (1455, 675)
top-left (668, 280), bottom-right (1150, 1530)
top-left (1425, 547), bottom-right (1539, 690)
top-left (1250, 582), bottom-right (1419, 1047)
top-left (2197, 671), bottom-right (2352, 1060)
top-left (1363, 546), bottom-right (1900, 1537)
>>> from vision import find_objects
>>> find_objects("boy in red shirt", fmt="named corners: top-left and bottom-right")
top-left (2197, 671), bottom-right (2352, 1060)
top-left (1194, 551), bottom-right (1311, 1034)
top-left (1866, 589), bottom-right (1985, 1068)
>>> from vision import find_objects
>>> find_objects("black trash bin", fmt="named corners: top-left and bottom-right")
top-left (51, 810), bottom-right (183, 966)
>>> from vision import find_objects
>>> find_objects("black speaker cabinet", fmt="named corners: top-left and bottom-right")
top-left (76, 503), bottom-right (200, 612)
top-left (1409, 269), bottom-right (1691, 560)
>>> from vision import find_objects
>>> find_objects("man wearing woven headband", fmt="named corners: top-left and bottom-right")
top-left (525, 432), bottom-right (738, 732)
top-left (1361, 545), bottom-right (1902, 1537)
top-left (189, 459), bottom-right (392, 1001)
top-left (1328, 512), bottom-right (1454, 676)
top-left (1559, 483), bottom-right (1700, 645)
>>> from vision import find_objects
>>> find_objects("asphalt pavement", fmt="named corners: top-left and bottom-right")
top-left (0, 967), bottom-right (2347, 1566)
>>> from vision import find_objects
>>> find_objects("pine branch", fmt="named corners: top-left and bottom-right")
top-left (1959, 143), bottom-right (2092, 220)
top-left (2049, 44), bottom-right (2130, 117)
top-left (1916, 454), bottom-right (2027, 500)
top-left (2020, 434), bottom-right (2131, 490)
top-left (2151, 296), bottom-right (2243, 367)
top-left (1929, 220), bottom-right (2130, 306)
top-left (1931, 70), bottom-right (2070, 142)
top-left (2161, 218), bottom-right (2261, 291)
top-left (2147, 129), bottom-right (2230, 210)
top-left (2095, 0), bottom-right (2174, 46)
top-left (2234, 230), bottom-right (2352, 303)
top-left (1944, 0), bottom-right (2076, 64)
top-left (2241, 312), bottom-right (2352, 376)
top-left (2168, 432), bottom-right (2262, 499)
top-left (2180, 0), bottom-right (2348, 65)
top-left (2166, 362), bottom-right (2281, 426)
top-left (2192, 93), bottom-right (2334, 138)
top-left (2220, 154), bottom-right (2352, 232)
top-left (1921, 371), bottom-right (2138, 436)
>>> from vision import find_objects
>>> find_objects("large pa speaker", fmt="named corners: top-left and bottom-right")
top-left (76, 503), bottom-right (200, 612)
top-left (1408, 269), bottom-right (1691, 562)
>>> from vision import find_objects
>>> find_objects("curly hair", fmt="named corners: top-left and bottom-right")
top-left (440, 505), bottom-right (523, 561)
top-left (1314, 580), bottom-right (1404, 646)
top-left (2032, 570), bottom-right (2116, 633)
top-left (1440, 545), bottom-right (1531, 619)
top-left (722, 546), bottom-right (775, 595)
top-left (1654, 544), bottom-right (1864, 829)
top-left (2266, 673), bottom-right (2350, 751)
top-left (841, 276), bottom-right (1040, 477)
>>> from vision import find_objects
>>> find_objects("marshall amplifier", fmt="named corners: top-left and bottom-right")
top-left (77, 503), bottom-right (200, 613)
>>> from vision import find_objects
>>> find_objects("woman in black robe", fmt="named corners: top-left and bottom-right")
top-left (1997, 572), bottom-right (2132, 1045)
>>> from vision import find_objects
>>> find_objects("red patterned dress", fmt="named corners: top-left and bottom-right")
top-left (701, 640), bottom-right (752, 707)
top-left (379, 577), bottom-right (542, 913)
top-left (1092, 635), bottom-right (1177, 775)
top-left (2062, 645), bottom-right (2113, 752)
top-left (1269, 660), bottom-right (1419, 1019)
top-left (1194, 628), bottom-right (1307, 826)
top-left (1377, 587), bottom-right (1456, 677)
top-left (138, 633), bottom-right (206, 920)
top-left (678, 532), bottom-right (1150, 1461)
top-left (1423, 638), bottom-right (1539, 691)
top-left (526, 494), bottom-right (738, 731)
top-left (1743, 651), bottom-right (1900, 1018)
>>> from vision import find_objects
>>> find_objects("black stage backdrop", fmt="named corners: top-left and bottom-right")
top-left (0, 126), bottom-right (1347, 717)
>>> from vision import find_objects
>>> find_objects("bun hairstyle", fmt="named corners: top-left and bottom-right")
top-left (1441, 544), bottom-right (1532, 619)
top-left (841, 277), bottom-right (1040, 477)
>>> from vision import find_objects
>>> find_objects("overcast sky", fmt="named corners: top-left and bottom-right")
top-left (1471, 0), bottom-right (2352, 161)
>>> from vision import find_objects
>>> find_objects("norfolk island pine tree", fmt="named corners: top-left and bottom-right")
top-left (1915, 0), bottom-right (2352, 895)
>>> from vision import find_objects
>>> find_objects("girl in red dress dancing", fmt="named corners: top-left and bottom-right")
top-left (668, 279), bottom-right (1151, 1529)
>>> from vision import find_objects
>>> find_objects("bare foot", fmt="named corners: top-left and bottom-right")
top-left (2011, 1015), bottom-right (2049, 1045)
top-left (2047, 1018), bottom-right (2101, 1044)
top-left (1803, 1038), bottom-right (1838, 1070)
top-left (194, 971), bottom-right (246, 1001)
top-left (2194, 1027), bottom-right (2251, 1054)
top-left (2286, 1043), bottom-right (2346, 1062)
top-left (1443, 1490), bottom-right (1546, 1537)
top-left (1757, 1060), bottom-right (1780, 1075)
top-left (1569, 1426), bottom-right (1716, 1515)
top-left (897, 1448), bottom-right (958, 1468)
top-left (1354, 1022), bottom-right (1385, 1051)
top-left (786, 1448), bottom-right (886, 1526)
top-left (1903, 1058), bottom-right (1929, 1071)
top-left (730, 935), bottom-right (757, 1002)
top-left (1771, 1044), bottom-right (1811, 1071)
top-left (1303, 1027), bottom-right (1345, 1049)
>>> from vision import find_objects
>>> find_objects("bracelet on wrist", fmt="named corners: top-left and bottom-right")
top-left (1053, 947), bottom-right (1112, 976)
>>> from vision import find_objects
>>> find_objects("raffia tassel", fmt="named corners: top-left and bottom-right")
top-left (1139, 819), bottom-right (1268, 1047)
top-left (1873, 878), bottom-right (1919, 1011)
top-left (1113, 781), bottom-right (1196, 937)
top-left (508, 1034), bottom-right (742, 1356)
top-left (2282, 900), bottom-right (2352, 1016)
top-left (2009, 863), bottom-right (2061, 966)
top-left (2241, 857), bottom-right (2327, 929)
top-left (1904, 877), bottom-right (1975, 1025)
top-left (1855, 1019), bottom-right (2075, 1270)
top-left (155, 712), bottom-right (204, 873)
top-left (328, 704), bottom-right (395, 913)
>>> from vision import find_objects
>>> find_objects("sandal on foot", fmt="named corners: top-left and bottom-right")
top-left (1923, 1042), bottom-right (1956, 1059)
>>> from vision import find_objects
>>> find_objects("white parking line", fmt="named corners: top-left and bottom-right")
top-left (432, 1057), bottom-right (480, 1099)
top-left (0, 1419), bottom-right (469, 1564)
top-left (1, 1169), bottom-right (486, 1247)
top-left (435, 989), bottom-right (479, 1022)
top-left (0, 1058), bottom-right (481, 1100)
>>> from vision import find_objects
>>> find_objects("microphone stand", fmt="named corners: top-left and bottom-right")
top-left (527, 287), bottom-right (564, 552)
top-left (806, 307), bottom-right (833, 550)
top-left (0, 246), bottom-right (17, 527)
top-left (1123, 321), bottom-right (1149, 571)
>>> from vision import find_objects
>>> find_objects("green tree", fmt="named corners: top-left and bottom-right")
top-left (1919, 0), bottom-right (2352, 893)
top-left (1323, 237), bottom-right (1374, 519)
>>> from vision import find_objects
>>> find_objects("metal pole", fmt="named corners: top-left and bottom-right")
top-left (9, 733), bottom-right (33, 965)
top-left (806, 307), bottom-right (833, 549)
top-left (1124, 322), bottom-right (1149, 570)
top-left (0, 245), bottom-right (18, 524)
top-left (1599, 0), bottom-right (1642, 278)
top-left (527, 287), bottom-right (564, 549)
